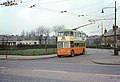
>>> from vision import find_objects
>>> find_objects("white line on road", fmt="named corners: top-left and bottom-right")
top-left (33, 69), bottom-right (68, 73)
top-left (1, 68), bottom-right (120, 82)
top-left (32, 69), bottom-right (120, 77)
top-left (0, 67), bottom-right (6, 69)
top-left (95, 73), bottom-right (120, 77)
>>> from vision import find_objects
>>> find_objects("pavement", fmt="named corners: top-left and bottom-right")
top-left (91, 56), bottom-right (120, 65)
top-left (0, 54), bottom-right (57, 60)
top-left (0, 52), bottom-right (120, 65)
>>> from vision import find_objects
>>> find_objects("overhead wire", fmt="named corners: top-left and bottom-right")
top-left (16, 0), bottom-right (70, 12)
top-left (104, 2), bottom-right (120, 30)
top-left (86, 1), bottom-right (116, 24)
top-left (106, 20), bottom-right (113, 29)
top-left (1, 0), bottom-right (119, 20)
top-left (87, 2), bottom-right (114, 16)
top-left (97, 13), bottom-right (114, 19)
top-left (68, 0), bottom-right (107, 11)
top-left (62, 1), bottom-right (115, 20)
top-left (36, 0), bottom-right (70, 4)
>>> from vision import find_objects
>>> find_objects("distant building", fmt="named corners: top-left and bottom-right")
top-left (103, 27), bottom-right (120, 47)
top-left (0, 35), bottom-right (57, 45)
top-left (86, 35), bottom-right (102, 47)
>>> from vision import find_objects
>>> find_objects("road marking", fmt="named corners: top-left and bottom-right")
top-left (95, 73), bottom-right (120, 77)
top-left (33, 69), bottom-right (68, 73)
top-left (0, 67), bottom-right (6, 69)
top-left (33, 69), bottom-right (120, 77)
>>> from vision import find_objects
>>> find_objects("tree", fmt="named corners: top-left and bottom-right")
top-left (20, 30), bottom-right (25, 40)
top-left (106, 38), bottom-right (113, 47)
top-left (30, 30), bottom-right (36, 37)
top-left (20, 30), bottom-right (25, 37)
top-left (36, 25), bottom-right (46, 36)
top-left (44, 27), bottom-right (51, 36)
top-left (36, 25), bottom-right (51, 44)
top-left (52, 25), bottom-right (65, 35)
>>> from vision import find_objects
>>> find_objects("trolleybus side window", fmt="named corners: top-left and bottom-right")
top-left (70, 31), bottom-right (73, 36)
top-left (58, 32), bottom-right (64, 36)
top-left (57, 42), bottom-right (63, 48)
top-left (70, 41), bottom-right (74, 47)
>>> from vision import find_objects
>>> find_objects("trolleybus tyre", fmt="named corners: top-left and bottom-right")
top-left (70, 50), bottom-right (74, 57)
top-left (57, 55), bottom-right (62, 57)
top-left (82, 49), bottom-right (85, 55)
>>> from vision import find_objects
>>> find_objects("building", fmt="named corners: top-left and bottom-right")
top-left (0, 35), bottom-right (57, 45)
top-left (103, 28), bottom-right (120, 47)
top-left (86, 35), bottom-right (102, 47)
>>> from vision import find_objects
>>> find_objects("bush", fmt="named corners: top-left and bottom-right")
top-left (0, 44), bottom-right (57, 50)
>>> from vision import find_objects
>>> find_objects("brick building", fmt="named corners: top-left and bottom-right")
top-left (103, 28), bottom-right (120, 47)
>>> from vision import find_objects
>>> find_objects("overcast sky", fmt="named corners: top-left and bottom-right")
top-left (0, 0), bottom-right (120, 36)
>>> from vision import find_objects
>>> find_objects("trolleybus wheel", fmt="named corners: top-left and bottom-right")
top-left (70, 50), bottom-right (74, 57)
top-left (82, 49), bottom-right (85, 55)
top-left (58, 55), bottom-right (62, 57)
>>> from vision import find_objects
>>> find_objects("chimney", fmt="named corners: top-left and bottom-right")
top-left (104, 28), bottom-right (107, 34)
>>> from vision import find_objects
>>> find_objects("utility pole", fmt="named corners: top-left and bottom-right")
top-left (101, 22), bottom-right (103, 36)
top-left (101, 1), bottom-right (118, 55)
top-left (113, 1), bottom-right (118, 55)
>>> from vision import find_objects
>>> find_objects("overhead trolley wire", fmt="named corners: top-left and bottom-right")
top-left (36, 0), bottom-right (70, 4)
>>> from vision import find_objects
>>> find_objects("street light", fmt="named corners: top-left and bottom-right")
top-left (101, 1), bottom-right (118, 55)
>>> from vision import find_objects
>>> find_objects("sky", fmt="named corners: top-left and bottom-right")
top-left (0, 0), bottom-right (120, 36)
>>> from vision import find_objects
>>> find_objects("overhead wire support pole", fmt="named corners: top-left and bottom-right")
top-left (113, 1), bottom-right (118, 56)
top-left (101, 1), bottom-right (118, 56)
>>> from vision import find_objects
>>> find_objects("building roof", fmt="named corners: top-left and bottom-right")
top-left (104, 28), bottom-right (120, 36)
top-left (58, 29), bottom-right (86, 35)
top-left (87, 35), bottom-right (100, 40)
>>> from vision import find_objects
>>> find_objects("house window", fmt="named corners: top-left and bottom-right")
top-left (34, 42), bottom-right (37, 44)
top-left (13, 42), bottom-right (16, 45)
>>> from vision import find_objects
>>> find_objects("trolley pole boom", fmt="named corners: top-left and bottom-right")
top-left (72, 18), bottom-right (113, 30)
top-left (72, 22), bottom-right (92, 30)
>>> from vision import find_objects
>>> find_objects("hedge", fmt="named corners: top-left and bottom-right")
top-left (0, 44), bottom-right (57, 50)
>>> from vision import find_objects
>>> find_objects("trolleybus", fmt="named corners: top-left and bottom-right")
top-left (57, 29), bottom-right (86, 57)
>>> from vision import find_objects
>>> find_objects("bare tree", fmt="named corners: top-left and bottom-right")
top-left (20, 30), bottom-right (26, 40)
top-left (20, 30), bottom-right (25, 37)
top-left (36, 25), bottom-right (48, 45)
top-left (52, 25), bottom-right (65, 35)
top-left (25, 31), bottom-right (31, 40)
top-left (30, 30), bottom-right (36, 37)
top-left (36, 25), bottom-right (46, 36)
top-left (44, 27), bottom-right (51, 36)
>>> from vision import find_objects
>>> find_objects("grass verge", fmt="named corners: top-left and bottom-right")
top-left (0, 48), bottom-right (57, 56)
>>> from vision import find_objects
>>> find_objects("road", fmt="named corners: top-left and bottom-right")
top-left (0, 48), bottom-right (120, 82)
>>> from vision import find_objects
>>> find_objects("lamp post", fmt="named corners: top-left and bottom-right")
top-left (101, 1), bottom-right (118, 55)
